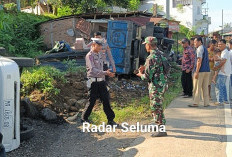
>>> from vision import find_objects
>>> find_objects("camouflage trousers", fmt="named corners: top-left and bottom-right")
top-left (148, 82), bottom-right (166, 125)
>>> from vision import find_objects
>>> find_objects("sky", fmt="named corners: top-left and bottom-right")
top-left (207, 0), bottom-right (232, 32)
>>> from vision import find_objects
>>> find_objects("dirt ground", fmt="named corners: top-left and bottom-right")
top-left (7, 118), bottom-right (148, 157)
top-left (10, 74), bottom-right (150, 157)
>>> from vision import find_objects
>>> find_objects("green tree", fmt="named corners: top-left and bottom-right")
top-left (62, 0), bottom-right (131, 14)
top-left (128, 0), bottom-right (140, 11)
top-left (47, 0), bottom-right (62, 15)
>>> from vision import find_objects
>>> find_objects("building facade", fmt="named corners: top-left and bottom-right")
top-left (139, 0), bottom-right (211, 35)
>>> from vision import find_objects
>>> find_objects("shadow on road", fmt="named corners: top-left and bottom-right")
top-left (7, 119), bottom-right (145, 157)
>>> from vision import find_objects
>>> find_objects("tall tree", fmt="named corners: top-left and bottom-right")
top-left (47, 0), bottom-right (62, 15)
top-left (128, 0), bottom-right (140, 11)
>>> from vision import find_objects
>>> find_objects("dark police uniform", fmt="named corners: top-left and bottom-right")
top-left (81, 49), bottom-right (115, 122)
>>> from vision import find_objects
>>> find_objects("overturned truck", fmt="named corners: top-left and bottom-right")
top-left (38, 15), bottom-right (174, 74)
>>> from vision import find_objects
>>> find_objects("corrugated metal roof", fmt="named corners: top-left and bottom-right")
top-left (149, 18), bottom-right (164, 25)
top-left (223, 31), bottom-right (232, 36)
top-left (115, 17), bottom-right (151, 26)
top-left (114, 17), bottom-right (166, 26)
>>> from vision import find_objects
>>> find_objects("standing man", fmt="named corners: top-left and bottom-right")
top-left (190, 37), bottom-right (210, 107)
top-left (93, 32), bottom-right (116, 73)
top-left (214, 39), bottom-right (231, 105)
top-left (181, 38), bottom-right (195, 98)
top-left (137, 37), bottom-right (168, 137)
top-left (229, 39), bottom-right (232, 101)
top-left (208, 40), bottom-right (218, 100)
top-left (81, 39), bottom-right (118, 126)
top-left (190, 37), bottom-right (195, 49)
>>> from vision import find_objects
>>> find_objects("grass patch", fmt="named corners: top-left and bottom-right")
top-left (21, 66), bottom-right (66, 97)
top-left (163, 70), bottom-right (182, 109)
top-left (89, 100), bottom-right (150, 125)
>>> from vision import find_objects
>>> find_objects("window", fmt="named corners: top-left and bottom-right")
top-left (197, 6), bottom-right (200, 15)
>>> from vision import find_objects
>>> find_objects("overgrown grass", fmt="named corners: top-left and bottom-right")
top-left (0, 11), bottom-right (50, 57)
top-left (89, 64), bottom-right (182, 125)
top-left (63, 59), bottom-right (86, 74)
top-left (21, 60), bottom-right (86, 98)
top-left (21, 66), bottom-right (66, 97)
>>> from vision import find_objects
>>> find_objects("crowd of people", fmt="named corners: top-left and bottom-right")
top-left (181, 37), bottom-right (232, 106)
top-left (81, 32), bottom-right (232, 138)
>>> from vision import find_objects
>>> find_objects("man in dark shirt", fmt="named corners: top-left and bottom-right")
top-left (181, 38), bottom-right (195, 98)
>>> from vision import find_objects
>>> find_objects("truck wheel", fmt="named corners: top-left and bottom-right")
top-left (153, 33), bottom-right (164, 39)
top-left (154, 26), bottom-right (164, 33)
top-left (20, 125), bottom-right (34, 142)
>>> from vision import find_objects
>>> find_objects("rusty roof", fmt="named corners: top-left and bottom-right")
top-left (150, 18), bottom-right (165, 24)
top-left (113, 17), bottom-right (170, 26)
top-left (115, 17), bottom-right (151, 26)
top-left (223, 31), bottom-right (232, 36)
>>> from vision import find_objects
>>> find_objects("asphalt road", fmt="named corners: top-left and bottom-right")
top-left (122, 97), bottom-right (231, 157)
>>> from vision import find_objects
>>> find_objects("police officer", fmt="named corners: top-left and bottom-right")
top-left (93, 32), bottom-right (116, 73)
top-left (136, 36), bottom-right (168, 137)
top-left (81, 39), bottom-right (118, 126)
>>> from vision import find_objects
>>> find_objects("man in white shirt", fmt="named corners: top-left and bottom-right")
top-left (190, 37), bottom-right (210, 107)
top-left (229, 39), bottom-right (232, 101)
top-left (214, 39), bottom-right (231, 105)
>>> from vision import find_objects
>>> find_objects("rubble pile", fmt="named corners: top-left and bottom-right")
top-left (109, 77), bottom-right (148, 104)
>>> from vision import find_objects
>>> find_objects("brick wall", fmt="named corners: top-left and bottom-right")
top-left (40, 17), bottom-right (78, 49)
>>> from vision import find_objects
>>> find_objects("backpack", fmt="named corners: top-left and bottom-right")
top-left (162, 56), bottom-right (171, 76)
top-left (157, 50), bottom-right (171, 76)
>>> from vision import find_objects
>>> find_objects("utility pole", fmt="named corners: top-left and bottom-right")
top-left (166, 0), bottom-right (170, 20)
top-left (222, 9), bottom-right (224, 39)
top-left (17, 0), bottom-right (20, 11)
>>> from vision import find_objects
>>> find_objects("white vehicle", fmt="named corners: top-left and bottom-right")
top-left (0, 57), bottom-right (20, 152)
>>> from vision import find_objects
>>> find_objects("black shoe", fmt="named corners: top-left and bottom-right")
top-left (81, 119), bottom-right (91, 124)
top-left (181, 93), bottom-right (186, 96)
top-left (107, 121), bottom-right (120, 127)
top-left (0, 132), bottom-right (3, 143)
top-left (183, 95), bottom-right (192, 98)
top-left (151, 131), bottom-right (167, 137)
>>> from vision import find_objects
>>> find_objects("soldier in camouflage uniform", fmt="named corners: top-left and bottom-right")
top-left (137, 36), bottom-right (168, 137)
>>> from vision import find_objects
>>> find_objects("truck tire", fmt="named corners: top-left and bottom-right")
top-left (154, 26), bottom-right (164, 33)
top-left (7, 57), bottom-right (34, 67)
top-left (20, 125), bottom-right (34, 141)
top-left (153, 33), bottom-right (164, 39)
top-left (162, 38), bottom-right (175, 45)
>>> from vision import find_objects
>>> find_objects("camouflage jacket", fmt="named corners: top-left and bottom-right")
top-left (141, 49), bottom-right (167, 86)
